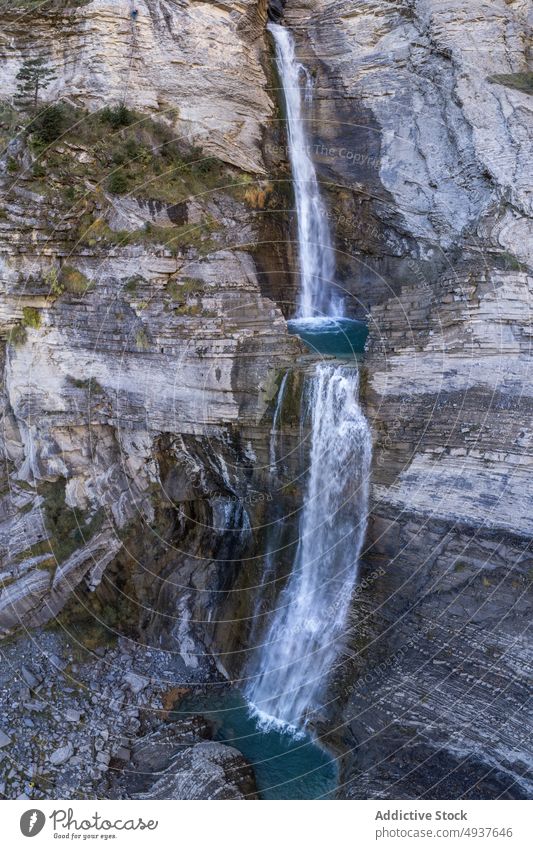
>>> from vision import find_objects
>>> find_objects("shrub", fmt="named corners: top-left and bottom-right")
top-left (69, 376), bottom-right (104, 394)
top-left (29, 103), bottom-right (66, 144)
top-left (100, 104), bottom-right (133, 128)
top-left (22, 306), bottom-right (41, 328)
top-left (60, 265), bottom-right (90, 294)
top-left (124, 137), bottom-right (140, 160)
top-left (107, 170), bottom-right (128, 194)
top-left (243, 184), bottom-right (273, 209)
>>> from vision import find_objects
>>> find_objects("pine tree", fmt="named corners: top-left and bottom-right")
top-left (15, 57), bottom-right (57, 109)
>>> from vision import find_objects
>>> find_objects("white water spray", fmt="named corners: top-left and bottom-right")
top-left (247, 364), bottom-right (371, 730)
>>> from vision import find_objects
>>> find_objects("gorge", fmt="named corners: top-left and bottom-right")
top-left (0, 0), bottom-right (532, 802)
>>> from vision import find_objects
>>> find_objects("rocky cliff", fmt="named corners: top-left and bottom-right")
top-left (0, 0), bottom-right (303, 799)
top-left (0, 0), bottom-right (532, 800)
top-left (283, 0), bottom-right (533, 799)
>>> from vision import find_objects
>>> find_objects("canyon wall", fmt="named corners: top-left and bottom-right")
top-left (284, 0), bottom-right (533, 798)
top-left (0, 0), bottom-right (303, 669)
top-left (0, 0), bottom-right (531, 799)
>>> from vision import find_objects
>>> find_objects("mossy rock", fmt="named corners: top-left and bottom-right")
top-left (135, 327), bottom-right (150, 350)
top-left (22, 306), bottom-right (41, 329)
top-left (16, 479), bottom-right (105, 567)
top-left (167, 277), bottom-right (204, 300)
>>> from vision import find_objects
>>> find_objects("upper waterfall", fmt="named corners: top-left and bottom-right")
top-left (269, 23), bottom-right (344, 319)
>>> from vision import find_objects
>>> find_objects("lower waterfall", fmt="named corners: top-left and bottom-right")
top-left (246, 363), bottom-right (371, 731)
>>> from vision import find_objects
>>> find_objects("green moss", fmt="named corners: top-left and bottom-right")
top-left (489, 72), bottom-right (533, 95)
top-left (173, 303), bottom-right (204, 317)
top-left (167, 277), bottom-right (204, 300)
top-left (496, 251), bottom-right (529, 273)
top-left (22, 306), bottom-right (41, 328)
top-left (124, 275), bottom-right (143, 295)
top-left (45, 266), bottom-right (63, 295)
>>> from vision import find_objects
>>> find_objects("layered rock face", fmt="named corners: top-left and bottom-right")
top-left (0, 0), bottom-right (271, 172)
top-left (283, 0), bottom-right (533, 798)
top-left (0, 0), bottom-right (532, 802)
top-left (0, 0), bottom-right (303, 669)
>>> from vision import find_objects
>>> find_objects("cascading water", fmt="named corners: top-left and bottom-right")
top-left (247, 364), bottom-right (371, 730)
top-left (245, 23), bottom-right (372, 735)
top-left (269, 23), bottom-right (343, 319)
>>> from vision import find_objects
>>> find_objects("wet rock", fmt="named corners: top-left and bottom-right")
top-left (268, 1), bottom-right (286, 23)
top-left (0, 731), bottom-right (11, 749)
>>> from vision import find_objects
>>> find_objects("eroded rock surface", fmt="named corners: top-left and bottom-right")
top-left (283, 0), bottom-right (533, 799)
top-left (0, 0), bottom-right (532, 802)
top-left (0, 0), bottom-right (273, 172)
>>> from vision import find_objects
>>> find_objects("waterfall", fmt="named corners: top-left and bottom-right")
top-left (269, 23), bottom-right (343, 319)
top-left (247, 364), bottom-right (371, 730)
top-left (244, 23), bottom-right (371, 734)
top-left (269, 371), bottom-right (289, 474)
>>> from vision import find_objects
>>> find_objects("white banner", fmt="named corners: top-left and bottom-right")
top-left (2, 799), bottom-right (531, 849)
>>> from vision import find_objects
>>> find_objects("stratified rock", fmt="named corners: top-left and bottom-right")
top-left (0, 0), bottom-right (273, 172)
top-left (134, 741), bottom-right (258, 800)
top-left (130, 719), bottom-right (211, 774)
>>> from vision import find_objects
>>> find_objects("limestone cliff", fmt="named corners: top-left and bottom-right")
top-left (0, 0), bottom-right (531, 802)
top-left (0, 0), bottom-right (300, 659)
top-left (283, 0), bottom-right (533, 799)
